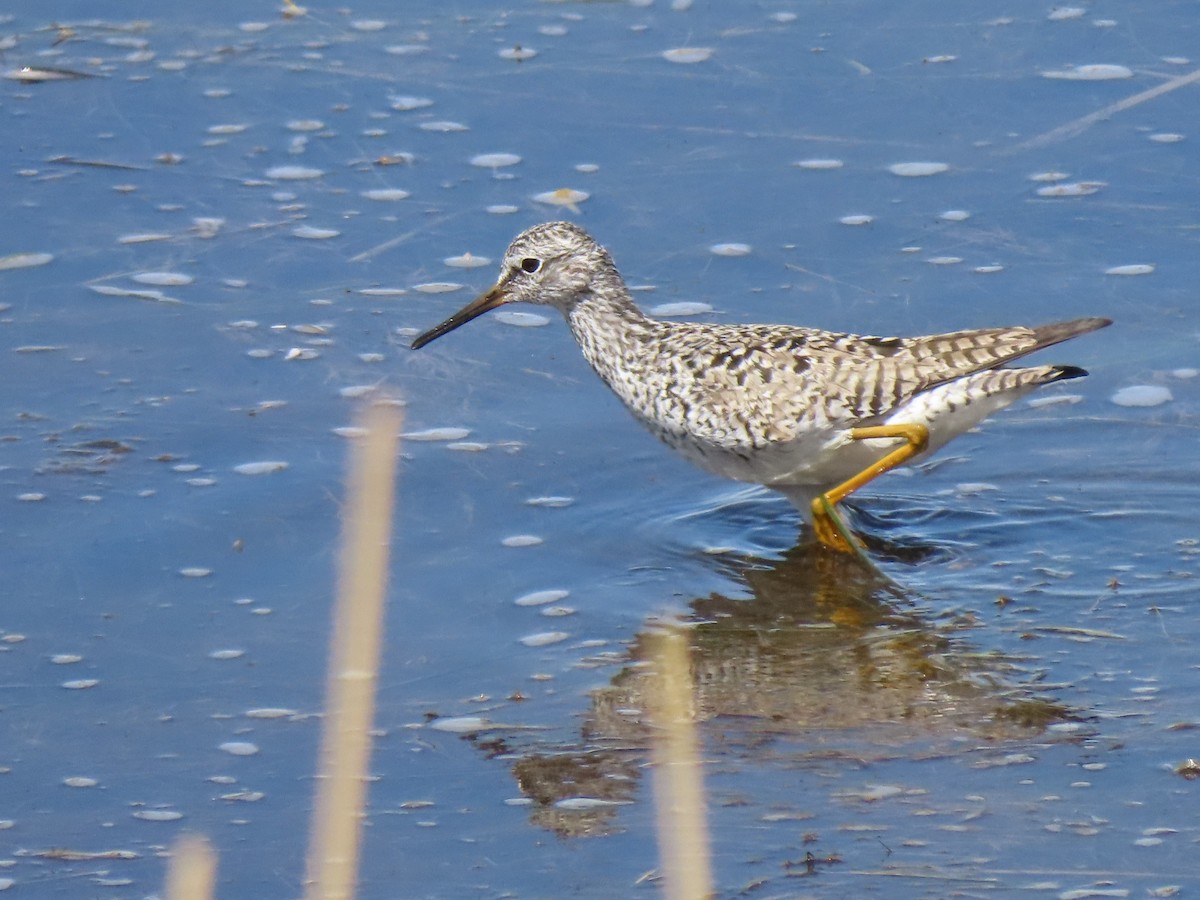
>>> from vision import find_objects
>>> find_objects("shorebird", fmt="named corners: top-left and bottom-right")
top-left (411, 221), bottom-right (1110, 553)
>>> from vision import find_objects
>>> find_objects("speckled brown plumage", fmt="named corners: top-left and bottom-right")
top-left (411, 221), bottom-right (1110, 529)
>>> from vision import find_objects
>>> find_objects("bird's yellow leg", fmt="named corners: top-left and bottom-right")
top-left (810, 424), bottom-right (930, 553)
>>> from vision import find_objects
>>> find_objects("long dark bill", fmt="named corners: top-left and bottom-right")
top-left (410, 283), bottom-right (509, 350)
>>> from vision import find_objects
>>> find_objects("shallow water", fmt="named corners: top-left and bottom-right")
top-left (1, 2), bottom-right (1198, 897)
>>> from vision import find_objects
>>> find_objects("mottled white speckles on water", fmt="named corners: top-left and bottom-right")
top-left (413, 282), bottom-right (463, 294)
top-left (494, 310), bottom-right (550, 327)
top-left (1105, 264), bottom-right (1154, 276)
top-left (502, 534), bottom-right (544, 548)
top-left (361, 188), bottom-right (409, 201)
top-left (709, 242), bottom-right (751, 256)
top-left (1111, 385), bottom-right (1172, 407)
top-left (266, 165), bottom-right (325, 180)
top-left (1042, 64), bottom-right (1133, 80)
top-left (401, 427), bottom-right (470, 442)
top-left (888, 161), bottom-right (949, 177)
top-left (839, 214), bottom-right (873, 226)
top-left (0, 251), bottom-right (53, 270)
top-left (662, 47), bottom-right (713, 64)
top-left (292, 225), bottom-right (340, 240)
top-left (470, 152), bottom-right (522, 169)
top-left (443, 252), bottom-right (491, 268)
top-left (514, 589), bottom-right (570, 607)
top-left (793, 158), bottom-right (843, 170)
top-left (649, 301), bottom-right (713, 317)
top-left (1037, 181), bottom-right (1105, 197)
top-left (519, 631), bottom-right (569, 647)
top-left (532, 188), bottom-right (589, 212)
top-left (232, 460), bottom-right (288, 476)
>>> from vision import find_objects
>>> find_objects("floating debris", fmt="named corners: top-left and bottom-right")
top-left (514, 589), bottom-right (570, 607)
top-left (927, 256), bottom-right (963, 265)
top-left (209, 649), bottom-right (245, 660)
top-left (131, 271), bottom-right (193, 286)
top-left (502, 534), bottom-right (544, 548)
top-left (888, 161), bottom-right (949, 177)
top-left (219, 741), bottom-right (260, 756)
top-left (292, 225), bottom-right (340, 240)
top-left (401, 427), bottom-right (470, 442)
top-left (0, 251), bottom-right (53, 271)
top-left (179, 567), bottom-right (213, 578)
top-left (649, 302), bottom-right (713, 317)
top-left (1148, 132), bottom-right (1185, 143)
top-left (413, 282), bottom-right (462, 294)
top-left (524, 495), bottom-right (574, 508)
top-left (389, 95), bottom-right (433, 111)
top-left (1037, 181), bottom-right (1106, 197)
top-left (428, 716), bottom-right (489, 733)
top-left (245, 707), bottom-right (298, 719)
top-left (662, 47), bottom-right (713, 64)
top-left (839, 214), bottom-right (873, 226)
top-left (487, 204), bottom-right (519, 215)
top-left (61, 679), bottom-right (98, 690)
top-left (443, 252), bottom-right (491, 268)
top-left (132, 809), bottom-right (184, 822)
top-left (266, 165), bottom-right (325, 180)
top-left (4, 65), bottom-right (96, 82)
top-left (1042, 64), bottom-right (1133, 80)
top-left (287, 119), bottom-right (325, 132)
top-left (532, 188), bottom-right (589, 212)
top-left (494, 310), bottom-right (550, 327)
top-left (1111, 385), bottom-right (1172, 407)
top-left (793, 158), bottom-right (844, 170)
top-left (361, 188), bottom-right (409, 201)
top-left (419, 120), bottom-right (468, 133)
top-left (499, 46), bottom-right (537, 61)
top-left (1104, 264), bottom-right (1154, 276)
top-left (470, 152), bottom-right (522, 168)
top-left (118, 232), bottom-right (171, 244)
top-left (940, 209), bottom-right (971, 221)
top-left (232, 461), bottom-right (288, 475)
top-left (90, 285), bottom-right (183, 304)
top-left (709, 242), bottom-right (751, 256)
top-left (519, 631), bottom-right (569, 647)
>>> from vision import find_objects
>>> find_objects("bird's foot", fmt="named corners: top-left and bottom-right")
top-left (811, 495), bottom-right (866, 555)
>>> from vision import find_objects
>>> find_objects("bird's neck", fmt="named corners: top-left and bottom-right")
top-left (565, 270), bottom-right (657, 389)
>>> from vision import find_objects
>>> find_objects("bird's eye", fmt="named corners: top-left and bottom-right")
top-left (519, 257), bottom-right (541, 274)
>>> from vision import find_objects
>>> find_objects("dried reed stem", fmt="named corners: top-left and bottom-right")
top-left (303, 401), bottom-right (402, 900)
top-left (649, 626), bottom-right (713, 900)
top-left (165, 834), bottom-right (216, 900)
